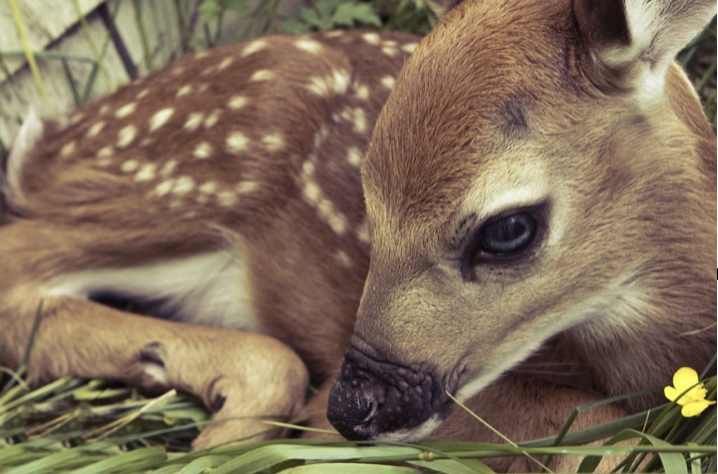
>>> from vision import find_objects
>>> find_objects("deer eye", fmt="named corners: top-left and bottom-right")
top-left (478, 212), bottom-right (536, 255)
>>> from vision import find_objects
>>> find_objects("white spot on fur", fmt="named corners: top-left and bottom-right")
top-left (250, 70), bottom-right (275, 82)
top-left (304, 181), bottom-right (321, 203)
top-left (115, 102), bottom-right (137, 119)
top-left (121, 160), bottom-right (139, 173)
top-left (324, 31), bottom-right (344, 38)
top-left (150, 108), bottom-right (174, 132)
top-left (295, 38), bottom-right (322, 54)
top-left (333, 69), bottom-right (350, 94)
top-left (136, 88), bottom-right (150, 99)
top-left (353, 108), bottom-right (367, 134)
top-left (218, 191), bottom-right (238, 207)
top-left (176, 84), bottom-right (192, 97)
top-left (59, 141), bottom-right (76, 158)
top-left (242, 39), bottom-right (268, 57)
top-left (204, 109), bottom-right (222, 129)
top-left (173, 176), bottom-right (195, 195)
top-left (381, 46), bottom-right (398, 57)
top-left (347, 147), bottom-right (363, 167)
top-left (311, 77), bottom-right (329, 96)
top-left (262, 133), bottom-right (284, 151)
top-left (226, 131), bottom-right (249, 153)
top-left (362, 32), bottom-right (380, 45)
top-left (402, 43), bottom-right (418, 53)
top-left (184, 112), bottom-right (204, 132)
top-left (160, 160), bottom-right (177, 177)
top-left (301, 158), bottom-right (347, 235)
top-left (380, 76), bottom-right (395, 89)
top-left (236, 180), bottom-right (259, 194)
top-left (97, 146), bottom-right (113, 158)
top-left (228, 95), bottom-right (248, 110)
top-left (99, 104), bottom-right (110, 115)
top-left (135, 163), bottom-right (157, 182)
top-left (335, 250), bottom-right (352, 268)
top-left (199, 181), bottom-right (218, 194)
top-left (357, 220), bottom-right (370, 244)
top-left (355, 83), bottom-right (370, 100)
top-left (155, 179), bottom-right (175, 197)
top-left (86, 121), bottom-right (105, 138)
top-left (117, 125), bottom-right (137, 148)
top-left (218, 57), bottom-right (233, 71)
top-left (194, 142), bottom-right (213, 159)
top-left (44, 252), bottom-right (260, 331)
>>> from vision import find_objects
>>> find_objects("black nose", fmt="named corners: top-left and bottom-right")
top-left (327, 346), bottom-right (450, 441)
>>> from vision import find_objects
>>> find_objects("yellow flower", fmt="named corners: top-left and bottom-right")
top-left (664, 367), bottom-right (716, 417)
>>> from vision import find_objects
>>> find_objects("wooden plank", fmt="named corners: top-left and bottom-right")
top-left (0, 0), bottom-right (104, 81)
top-left (0, 8), bottom-right (129, 146)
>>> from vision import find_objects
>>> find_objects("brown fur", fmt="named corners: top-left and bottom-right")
top-left (1, 0), bottom-right (715, 471)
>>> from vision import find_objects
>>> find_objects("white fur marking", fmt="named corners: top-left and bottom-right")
top-left (176, 84), bottom-right (192, 97)
top-left (117, 125), bottom-right (137, 148)
top-left (184, 112), bottom-right (205, 132)
top-left (380, 76), bottom-right (396, 89)
top-left (6, 109), bottom-right (43, 198)
top-left (226, 131), bottom-right (249, 153)
top-left (44, 252), bottom-right (261, 331)
top-left (228, 95), bottom-right (248, 110)
top-left (204, 109), bottom-right (222, 129)
top-left (87, 121), bottom-right (105, 138)
top-left (59, 140), bottom-right (76, 158)
top-left (135, 163), bottom-right (157, 182)
top-left (295, 38), bottom-right (322, 54)
top-left (362, 32), bottom-right (380, 45)
top-left (347, 146), bottom-right (363, 167)
top-left (150, 108), bottom-right (174, 132)
top-left (115, 102), bottom-right (137, 119)
top-left (173, 176), bottom-right (195, 195)
top-left (262, 133), bottom-right (284, 151)
top-left (242, 39), bottom-right (268, 57)
top-left (236, 180), bottom-right (259, 194)
top-left (121, 160), bottom-right (139, 173)
top-left (194, 142), bottom-right (213, 159)
top-left (250, 70), bottom-right (275, 82)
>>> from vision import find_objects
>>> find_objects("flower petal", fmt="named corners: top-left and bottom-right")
top-left (673, 367), bottom-right (699, 392)
top-left (681, 400), bottom-right (712, 417)
top-left (664, 386), bottom-right (680, 402)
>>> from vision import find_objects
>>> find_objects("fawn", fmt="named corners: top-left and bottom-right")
top-left (2, 0), bottom-right (716, 471)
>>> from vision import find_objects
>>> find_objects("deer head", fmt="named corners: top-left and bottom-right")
top-left (328, 0), bottom-right (716, 441)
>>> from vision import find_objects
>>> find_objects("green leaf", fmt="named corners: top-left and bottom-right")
top-left (314, 0), bottom-right (344, 18)
top-left (198, 1), bottom-right (222, 23)
top-left (332, 3), bottom-right (381, 27)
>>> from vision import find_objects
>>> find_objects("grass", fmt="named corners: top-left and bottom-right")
top-left (0, 1), bottom-right (716, 473)
top-left (0, 364), bottom-right (715, 473)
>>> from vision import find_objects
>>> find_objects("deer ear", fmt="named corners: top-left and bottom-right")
top-left (574, 0), bottom-right (715, 87)
top-left (427, 0), bottom-right (464, 17)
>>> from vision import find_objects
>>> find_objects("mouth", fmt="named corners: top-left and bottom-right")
top-left (326, 346), bottom-right (455, 441)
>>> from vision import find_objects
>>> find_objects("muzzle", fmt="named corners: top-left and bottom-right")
top-left (327, 345), bottom-right (452, 441)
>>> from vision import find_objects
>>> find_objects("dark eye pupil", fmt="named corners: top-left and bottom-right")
top-left (479, 213), bottom-right (535, 254)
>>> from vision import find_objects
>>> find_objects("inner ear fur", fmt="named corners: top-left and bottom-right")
top-left (572, 0), bottom-right (631, 50)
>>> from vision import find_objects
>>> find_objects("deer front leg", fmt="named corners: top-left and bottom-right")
top-left (2, 292), bottom-right (308, 449)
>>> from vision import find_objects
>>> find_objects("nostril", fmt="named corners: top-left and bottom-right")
top-left (354, 394), bottom-right (376, 425)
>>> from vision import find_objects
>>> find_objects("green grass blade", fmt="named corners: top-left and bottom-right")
top-left (67, 445), bottom-right (167, 474)
top-left (282, 464), bottom-right (419, 474)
